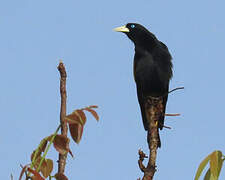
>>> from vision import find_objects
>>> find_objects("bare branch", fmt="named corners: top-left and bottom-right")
top-left (57, 61), bottom-right (68, 173)
top-left (168, 87), bottom-right (184, 94)
top-left (165, 113), bottom-right (180, 116)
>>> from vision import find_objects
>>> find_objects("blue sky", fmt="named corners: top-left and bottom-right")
top-left (1, 0), bottom-right (225, 179)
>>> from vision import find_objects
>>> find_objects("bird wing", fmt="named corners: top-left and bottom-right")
top-left (133, 54), bottom-right (149, 131)
top-left (136, 84), bottom-right (148, 131)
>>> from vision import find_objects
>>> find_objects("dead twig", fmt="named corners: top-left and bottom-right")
top-left (168, 87), bottom-right (184, 94)
top-left (165, 113), bottom-right (180, 116)
top-left (138, 149), bottom-right (148, 173)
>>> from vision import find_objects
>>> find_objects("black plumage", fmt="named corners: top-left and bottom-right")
top-left (114, 23), bottom-right (173, 133)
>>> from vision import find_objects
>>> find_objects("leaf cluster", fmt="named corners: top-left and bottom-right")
top-left (195, 150), bottom-right (225, 180)
top-left (19, 105), bottom-right (99, 180)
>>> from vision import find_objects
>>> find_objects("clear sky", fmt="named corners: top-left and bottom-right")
top-left (1, 0), bottom-right (225, 179)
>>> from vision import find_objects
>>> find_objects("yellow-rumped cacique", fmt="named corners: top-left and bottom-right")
top-left (114, 23), bottom-right (173, 147)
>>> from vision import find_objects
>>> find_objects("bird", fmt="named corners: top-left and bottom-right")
top-left (114, 23), bottom-right (173, 147)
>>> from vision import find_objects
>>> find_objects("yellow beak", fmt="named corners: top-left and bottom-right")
top-left (113, 25), bottom-right (130, 32)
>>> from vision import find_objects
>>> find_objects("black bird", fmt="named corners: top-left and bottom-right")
top-left (114, 23), bottom-right (173, 146)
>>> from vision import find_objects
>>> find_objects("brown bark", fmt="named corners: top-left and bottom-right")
top-left (57, 61), bottom-right (68, 173)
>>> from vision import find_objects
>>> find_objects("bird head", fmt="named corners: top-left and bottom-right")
top-left (114, 23), bottom-right (157, 49)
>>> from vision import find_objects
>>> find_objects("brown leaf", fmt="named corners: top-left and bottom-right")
top-left (27, 168), bottom-right (45, 180)
top-left (69, 123), bottom-right (84, 144)
top-left (31, 151), bottom-right (41, 162)
top-left (40, 159), bottom-right (53, 178)
top-left (65, 109), bottom-right (86, 125)
top-left (88, 105), bottom-right (98, 108)
top-left (19, 164), bottom-right (28, 180)
top-left (46, 135), bottom-right (54, 142)
top-left (53, 134), bottom-right (70, 155)
top-left (39, 158), bottom-right (47, 172)
top-left (75, 109), bottom-right (86, 124)
top-left (31, 176), bottom-right (44, 180)
top-left (54, 173), bottom-right (68, 180)
top-left (33, 156), bottom-right (42, 170)
top-left (40, 139), bottom-right (48, 153)
top-left (84, 108), bottom-right (99, 121)
top-left (65, 113), bottom-right (81, 124)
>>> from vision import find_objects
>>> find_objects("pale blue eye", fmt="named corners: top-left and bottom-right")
top-left (131, 24), bottom-right (135, 28)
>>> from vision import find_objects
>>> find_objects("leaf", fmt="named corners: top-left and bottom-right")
top-left (218, 155), bottom-right (225, 177)
top-left (88, 105), bottom-right (98, 108)
top-left (203, 168), bottom-right (211, 180)
top-left (31, 139), bottom-right (48, 162)
top-left (31, 151), bottom-right (41, 162)
top-left (54, 173), bottom-right (69, 180)
top-left (19, 164), bottom-right (28, 180)
top-left (65, 109), bottom-right (86, 125)
top-left (40, 159), bottom-right (53, 178)
top-left (75, 109), bottom-right (86, 124)
top-left (52, 134), bottom-right (70, 155)
top-left (83, 107), bottom-right (99, 121)
top-left (210, 151), bottom-right (219, 178)
top-left (31, 176), bottom-right (45, 180)
top-left (194, 153), bottom-right (211, 180)
top-left (69, 123), bottom-right (84, 144)
top-left (39, 139), bottom-right (48, 153)
top-left (33, 156), bottom-right (43, 170)
top-left (210, 150), bottom-right (223, 180)
top-left (27, 168), bottom-right (45, 180)
top-left (65, 113), bottom-right (81, 124)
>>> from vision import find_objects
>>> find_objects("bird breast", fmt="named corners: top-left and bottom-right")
top-left (134, 53), bottom-right (168, 96)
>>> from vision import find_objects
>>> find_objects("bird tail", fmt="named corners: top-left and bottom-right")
top-left (158, 131), bottom-right (161, 148)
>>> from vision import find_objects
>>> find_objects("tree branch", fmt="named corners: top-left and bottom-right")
top-left (138, 87), bottom-right (183, 179)
top-left (168, 87), bottom-right (184, 95)
top-left (57, 61), bottom-right (68, 173)
top-left (138, 97), bottom-right (163, 180)
top-left (138, 149), bottom-right (148, 173)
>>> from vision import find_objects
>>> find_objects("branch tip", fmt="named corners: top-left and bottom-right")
top-left (168, 87), bottom-right (184, 94)
top-left (57, 62), bottom-right (68, 173)
top-left (162, 125), bottom-right (172, 129)
top-left (165, 113), bottom-right (180, 116)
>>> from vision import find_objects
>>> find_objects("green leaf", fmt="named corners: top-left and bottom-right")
top-left (40, 159), bottom-right (53, 178)
top-left (217, 151), bottom-right (224, 177)
top-left (210, 150), bottom-right (222, 179)
top-left (194, 153), bottom-right (211, 180)
top-left (203, 168), bottom-right (211, 180)
top-left (210, 151), bottom-right (218, 178)
top-left (203, 168), bottom-right (218, 180)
